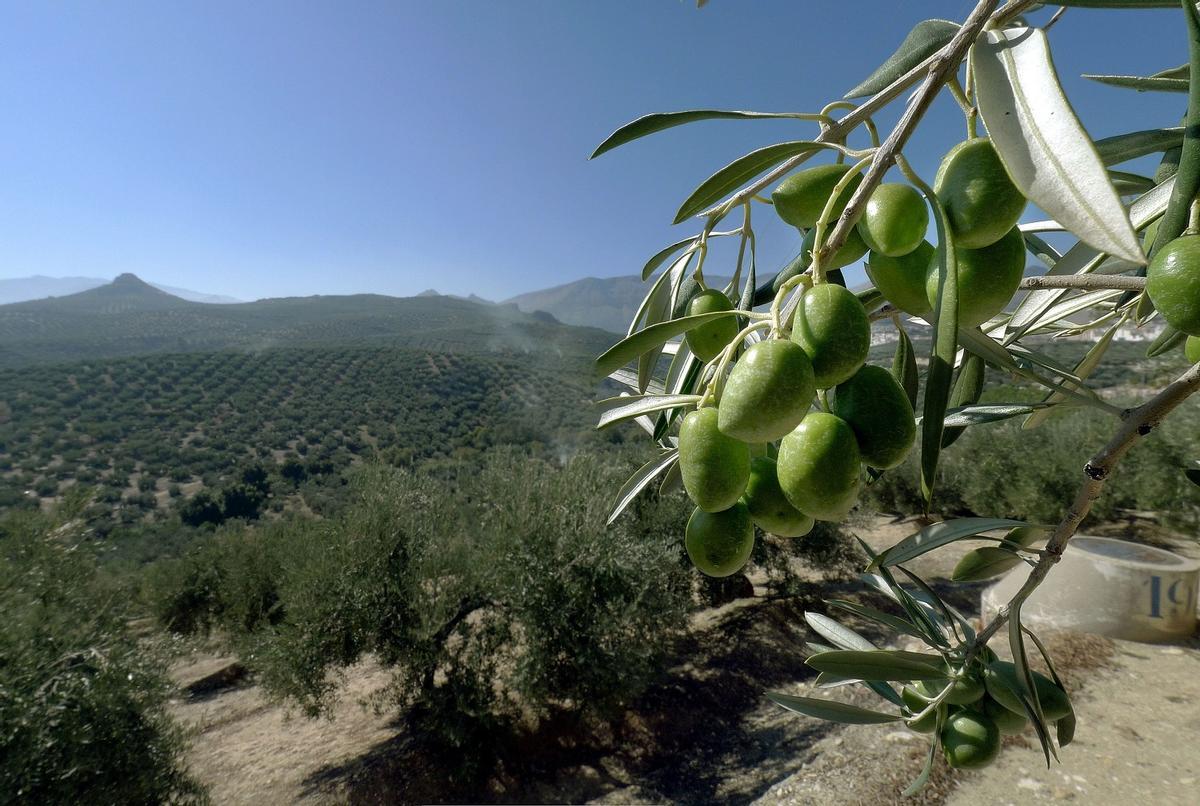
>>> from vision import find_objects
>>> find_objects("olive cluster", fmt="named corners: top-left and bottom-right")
top-left (676, 138), bottom-right (1029, 578)
top-left (903, 653), bottom-right (1071, 770)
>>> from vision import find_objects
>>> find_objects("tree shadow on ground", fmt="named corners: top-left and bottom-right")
top-left (298, 577), bottom-right (900, 804)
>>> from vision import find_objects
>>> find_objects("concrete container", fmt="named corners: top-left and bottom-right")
top-left (981, 535), bottom-right (1199, 643)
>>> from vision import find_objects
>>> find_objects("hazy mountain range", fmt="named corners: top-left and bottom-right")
top-left (5, 272), bottom-right (733, 335)
top-left (0, 273), bottom-right (613, 368)
top-left (1, 275), bottom-right (242, 305)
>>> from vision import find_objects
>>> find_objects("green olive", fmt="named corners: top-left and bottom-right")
top-left (743, 457), bottom-right (815, 537)
top-left (1146, 234), bottom-right (1200, 336)
top-left (830, 365), bottom-right (916, 470)
top-left (926, 226), bottom-right (1024, 329)
top-left (791, 284), bottom-right (871, 389)
top-left (718, 340), bottom-right (816, 443)
top-left (943, 673), bottom-right (986, 706)
top-left (685, 289), bottom-right (738, 361)
top-left (856, 183), bottom-right (929, 258)
top-left (983, 695), bottom-right (1028, 735)
top-left (866, 240), bottom-right (934, 318)
top-left (935, 138), bottom-right (1027, 249)
top-left (940, 710), bottom-right (1001, 769)
top-left (678, 407), bottom-right (750, 513)
top-left (685, 502), bottom-right (755, 578)
top-left (772, 164), bottom-right (863, 229)
top-left (1186, 335), bottom-right (1200, 364)
top-left (776, 412), bottom-right (861, 522)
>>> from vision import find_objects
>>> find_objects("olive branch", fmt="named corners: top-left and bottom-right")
top-left (592, 0), bottom-right (1200, 790)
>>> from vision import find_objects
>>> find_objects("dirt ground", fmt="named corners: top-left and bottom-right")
top-left (169, 516), bottom-right (1200, 805)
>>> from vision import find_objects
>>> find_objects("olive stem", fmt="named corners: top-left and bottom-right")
top-left (906, 679), bottom-right (958, 726)
top-left (733, 204), bottom-right (752, 294)
top-left (809, 154), bottom-right (874, 286)
top-left (698, 320), bottom-right (774, 407)
top-left (971, 360), bottom-right (1200, 652)
top-left (991, 0), bottom-right (1042, 29)
top-left (947, 78), bottom-right (977, 140)
top-left (1017, 275), bottom-right (1146, 291)
top-left (770, 272), bottom-right (812, 335)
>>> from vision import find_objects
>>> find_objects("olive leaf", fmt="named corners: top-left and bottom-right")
top-left (606, 367), bottom-right (665, 396)
top-left (606, 449), bottom-right (678, 525)
top-left (1008, 343), bottom-right (1087, 383)
top-left (1147, 325), bottom-right (1186, 357)
top-left (860, 568), bottom-right (950, 649)
top-left (806, 650), bottom-right (949, 682)
top-left (765, 692), bottom-right (902, 725)
top-left (891, 325), bottom-right (919, 409)
top-left (641, 236), bottom-right (697, 281)
top-left (1108, 169), bottom-right (1157, 195)
top-left (1095, 127), bottom-right (1184, 166)
top-left (1044, 1), bottom-right (1180, 7)
top-left (1008, 175), bottom-right (1175, 342)
top-left (826, 598), bottom-right (928, 641)
top-left (972, 27), bottom-right (1145, 265)
top-left (804, 612), bottom-right (876, 651)
top-left (1009, 608), bottom-right (1058, 765)
top-left (1024, 320), bottom-right (1119, 430)
top-left (951, 546), bottom-right (1024, 581)
top-left (595, 394), bottom-right (702, 430)
top-left (903, 725), bottom-right (942, 798)
top-left (876, 517), bottom-right (1027, 568)
top-left (940, 403), bottom-right (1054, 428)
top-left (674, 141), bottom-right (826, 223)
top-left (843, 19), bottom-right (959, 99)
top-left (637, 263), bottom-right (677, 394)
top-left (628, 249), bottom-right (693, 336)
top-left (1152, 63), bottom-right (1191, 80)
top-left (919, 188), bottom-right (958, 509)
top-left (590, 110), bottom-right (818, 159)
top-left (1023, 231), bottom-right (1063, 267)
top-left (1083, 74), bottom-right (1189, 92)
top-left (596, 309), bottom-right (740, 377)
top-left (1024, 287), bottom-right (1125, 336)
top-left (896, 566), bottom-right (976, 643)
top-left (658, 459), bottom-right (683, 496)
top-left (1022, 626), bottom-right (1076, 748)
top-left (958, 326), bottom-right (1020, 372)
top-left (941, 353), bottom-right (984, 448)
top-left (813, 671), bottom-right (860, 689)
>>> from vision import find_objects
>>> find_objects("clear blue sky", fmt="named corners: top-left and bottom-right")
top-left (0, 1), bottom-right (1184, 302)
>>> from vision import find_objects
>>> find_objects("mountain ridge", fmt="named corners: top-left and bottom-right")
top-left (0, 274), bottom-right (612, 368)
top-left (0, 273), bottom-right (243, 305)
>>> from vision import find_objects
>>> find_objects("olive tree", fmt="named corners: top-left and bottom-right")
top-left (591, 0), bottom-right (1200, 790)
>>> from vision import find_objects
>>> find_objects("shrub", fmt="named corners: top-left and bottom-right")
top-left (0, 511), bottom-right (204, 804)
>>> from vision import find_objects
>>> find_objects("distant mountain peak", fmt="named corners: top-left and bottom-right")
top-left (417, 288), bottom-right (441, 297)
top-left (111, 272), bottom-right (155, 289)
